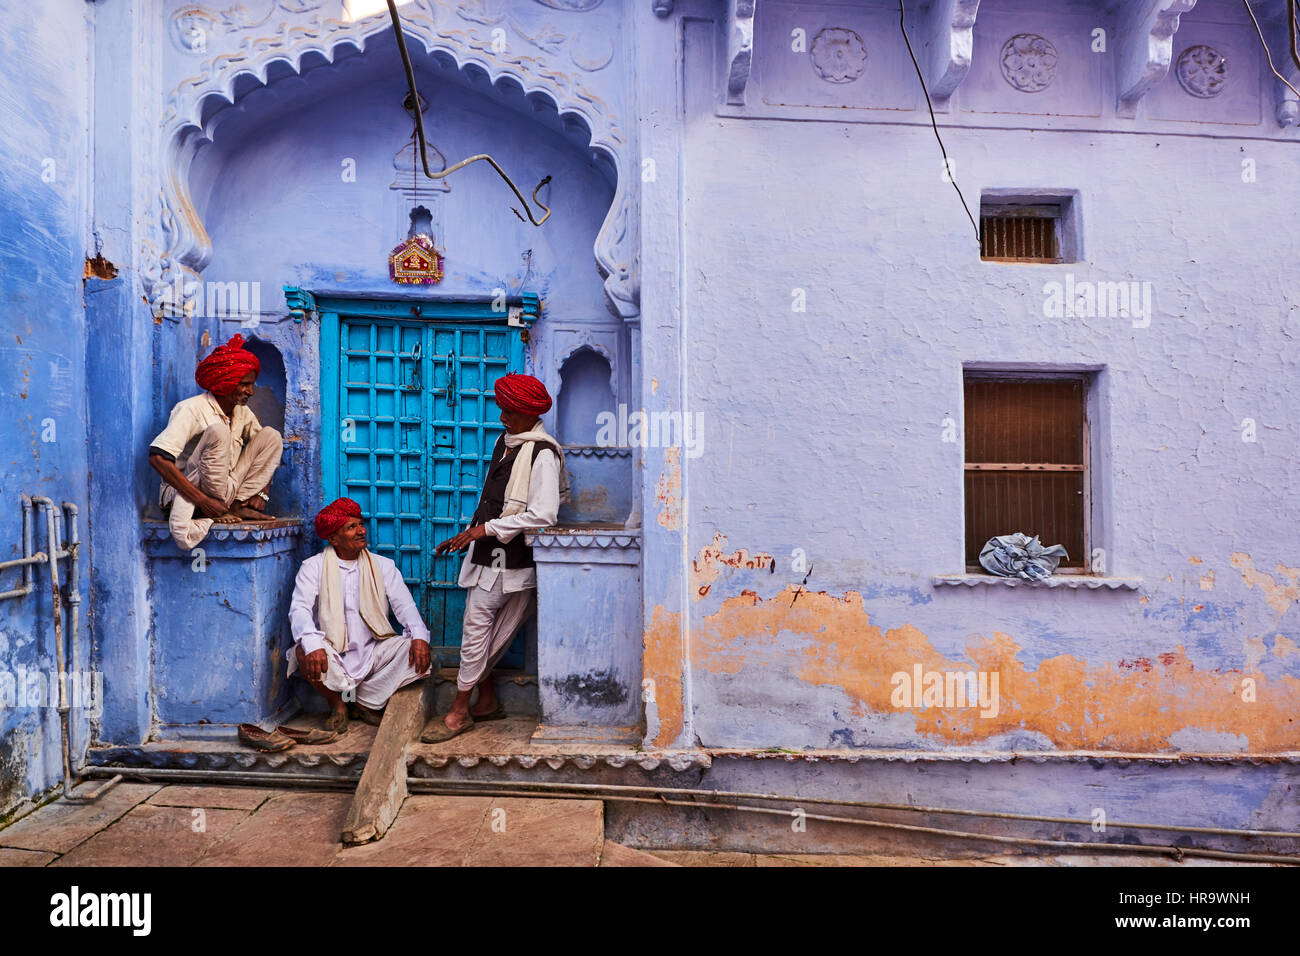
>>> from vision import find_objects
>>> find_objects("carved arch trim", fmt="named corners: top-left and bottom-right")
top-left (152, 12), bottom-right (638, 318)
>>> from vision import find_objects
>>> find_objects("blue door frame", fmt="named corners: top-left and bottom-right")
top-left (317, 293), bottom-right (540, 668)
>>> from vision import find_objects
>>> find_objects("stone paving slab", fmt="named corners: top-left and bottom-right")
top-left (600, 842), bottom-right (680, 866)
top-left (52, 804), bottom-right (251, 867)
top-left (646, 850), bottom-right (756, 867)
top-left (147, 785), bottom-right (274, 811)
top-left (334, 795), bottom-right (489, 866)
top-left (462, 798), bottom-right (604, 867)
top-left (195, 792), bottom-right (353, 867)
top-left (0, 783), bottom-right (161, 854)
top-left (0, 847), bottom-right (59, 866)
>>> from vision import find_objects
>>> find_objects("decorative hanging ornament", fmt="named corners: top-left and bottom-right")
top-left (389, 204), bottom-right (443, 284)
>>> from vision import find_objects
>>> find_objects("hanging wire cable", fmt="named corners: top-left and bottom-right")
top-left (898, 0), bottom-right (981, 246)
top-left (1242, 0), bottom-right (1300, 100)
top-left (1291, 0), bottom-right (1300, 73)
top-left (386, 0), bottom-right (552, 225)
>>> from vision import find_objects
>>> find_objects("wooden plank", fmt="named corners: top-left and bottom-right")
top-left (340, 677), bottom-right (435, 846)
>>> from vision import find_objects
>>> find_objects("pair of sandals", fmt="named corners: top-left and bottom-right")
top-left (237, 722), bottom-right (340, 752)
top-left (419, 704), bottom-right (506, 744)
top-left (238, 703), bottom-right (384, 752)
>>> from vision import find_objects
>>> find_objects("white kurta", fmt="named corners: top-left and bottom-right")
top-left (149, 392), bottom-right (263, 510)
top-left (456, 445), bottom-right (561, 594)
top-left (290, 551), bottom-right (430, 682)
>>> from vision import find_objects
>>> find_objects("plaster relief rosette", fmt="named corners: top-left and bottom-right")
top-left (809, 27), bottom-right (868, 84)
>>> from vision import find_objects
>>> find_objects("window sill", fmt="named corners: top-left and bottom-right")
top-left (932, 573), bottom-right (1142, 591)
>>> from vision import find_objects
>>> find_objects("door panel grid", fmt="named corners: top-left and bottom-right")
top-left (332, 312), bottom-right (523, 664)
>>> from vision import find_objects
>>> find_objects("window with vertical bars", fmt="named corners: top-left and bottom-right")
top-left (980, 204), bottom-right (1062, 262)
top-left (964, 377), bottom-right (1086, 570)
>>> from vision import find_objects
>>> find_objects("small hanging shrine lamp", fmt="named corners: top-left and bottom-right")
top-left (389, 203), bottom-right (444, 285)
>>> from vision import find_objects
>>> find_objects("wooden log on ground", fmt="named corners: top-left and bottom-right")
top-left (340, 678), bottom-right (435, 845)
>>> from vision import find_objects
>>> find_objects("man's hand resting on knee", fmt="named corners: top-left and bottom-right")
top-left (409, 638), bottom-right (431, 674)
top-left (303, 648), bottom-right (329, 681)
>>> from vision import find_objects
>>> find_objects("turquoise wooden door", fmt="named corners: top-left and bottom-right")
top-left (320, 299), bottom-right (531, 668)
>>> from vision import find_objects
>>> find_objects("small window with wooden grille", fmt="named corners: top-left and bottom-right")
top-left (963, 375), bottom-right (1088, 572)
top-left (980, 203), bottom-right (1063, 262)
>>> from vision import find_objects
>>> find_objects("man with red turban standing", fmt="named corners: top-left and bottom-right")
top-left (147, 334), bottom-right (284, 549)
top-left (423, 373), bottom-right (568, 742)
top-left (289, 497), bottom-right (432, 732)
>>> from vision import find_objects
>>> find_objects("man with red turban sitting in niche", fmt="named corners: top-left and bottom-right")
top-left (147, 334), bottom-right (284, 550)
top-left (289, 498), bottom-right (432, 731)
top-left (422, 373), bottom-right (569, 742)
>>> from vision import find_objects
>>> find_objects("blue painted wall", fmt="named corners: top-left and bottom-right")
top-left (0, 0), bottom-right (92, 818)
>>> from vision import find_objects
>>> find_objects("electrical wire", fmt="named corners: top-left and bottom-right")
top-left (897, 0), bottom-right (981, 246)
top-left (386, 0), bottom-right (552, 225)
top-left (1242, 0), bottom-right (1300, 100)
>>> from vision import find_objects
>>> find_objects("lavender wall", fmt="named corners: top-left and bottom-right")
top-left (635, 0), bottom-right (1300, 756)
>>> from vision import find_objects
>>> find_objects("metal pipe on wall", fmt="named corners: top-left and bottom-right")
top-left (30, 497), bottom-right (73, 798)
top-left (62, 503), bottom-right (84, 775)
top-left (0, 496), bottom-right (37, 600)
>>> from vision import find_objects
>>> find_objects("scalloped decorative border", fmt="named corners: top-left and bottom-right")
top-left (931, 574), bottom-right (1141, 590)
top-left (530, 531), bottom-right (641, 549)
top-left (151, 8), bottom-right (637, 318)
top-left (142, 520), bottom-right (305, 542)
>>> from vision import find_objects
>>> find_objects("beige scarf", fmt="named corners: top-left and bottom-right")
top-left (318, 545), bottom-right (396, 653)
top-left (501, 423), bottom-right (570, 516)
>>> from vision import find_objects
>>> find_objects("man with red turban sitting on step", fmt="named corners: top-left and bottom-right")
top-left (423, 373), bottom-right (569, 742)
top-left (147, 334), bottom-right (284, 550)
top-left (289, 497), bottom-right (432, 733)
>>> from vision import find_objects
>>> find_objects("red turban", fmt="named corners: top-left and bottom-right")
top-left (315, 497), bottom-right (362, 539)
top-left (494, 373), bottom-right (551, 416)
top-left (195, 334), bottom-right (261, 397)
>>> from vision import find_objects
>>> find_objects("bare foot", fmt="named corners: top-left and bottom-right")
top-left (469, 692), bottom-right (500, 717)
top-left (443, 709), bottom-right (473, 732)
top-left (230, 503), bottom-right (275, 521)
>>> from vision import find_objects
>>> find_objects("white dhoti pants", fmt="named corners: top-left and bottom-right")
top-left (166, 422), bottom-right (283, 549)
top-left (457, 576), bottom-right (535, 691)
top-left (293, 635), bottom-right (427, 710)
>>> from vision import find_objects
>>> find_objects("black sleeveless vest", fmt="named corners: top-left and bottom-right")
top-left (468, 434), bottom-right (552, 570)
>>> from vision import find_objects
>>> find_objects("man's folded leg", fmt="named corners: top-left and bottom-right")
top-left (354, 636), bottom-right (427, 711)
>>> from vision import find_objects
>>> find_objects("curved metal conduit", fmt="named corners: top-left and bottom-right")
top-left (78, 766), bottom-right (1299, 864)
top-left (385, 0), bottom-right (552, 226)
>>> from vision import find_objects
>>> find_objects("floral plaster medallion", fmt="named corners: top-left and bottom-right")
top-left (1000, 33), bottom-right (1058, 93)
top-left (1176, 45), bottom-right (1228, 98)
top-left (810, 27), bottom-right (868, 84)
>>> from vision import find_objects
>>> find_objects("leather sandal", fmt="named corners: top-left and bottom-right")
top-left (238, 723), bottom-right (295, 752)
top-left (348, 702), bottom-right (385, 727)
top-left (468, 705), bottom-right (507, 722)
top-left (276, 724), bottom-right (340, 745)
top-left (324, 709), bottom-right (349, 735)
top-left (420, 715), bottom-right (475, 743)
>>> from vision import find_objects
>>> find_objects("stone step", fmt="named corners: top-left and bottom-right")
top-left (431, 668), bottom-right (539, 716)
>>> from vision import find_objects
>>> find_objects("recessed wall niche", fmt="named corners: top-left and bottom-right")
top-left (556, 346), bottom-right (630, 524)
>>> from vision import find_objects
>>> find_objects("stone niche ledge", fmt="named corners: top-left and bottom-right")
top-left (528, 524), bottom-right (643, 745)
top-left (141, 518), bottom-right (303, 727)
top-left (932, 573), bottom-right (1142, 590)
top-left (142, 518), bottom-right (303, 557)
top-left (527, 524), bottom-right (641, 565)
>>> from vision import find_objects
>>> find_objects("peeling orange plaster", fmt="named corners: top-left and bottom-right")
top-left (673, 586), bottom-right (1300, 752)
top-left (692, 533), bottom-right (773, 599)
top-left (1229, 553), bottom-right (1300, 615)
top-left (655, 447), bottom-right (681, 531)
top-left (1274, 635), bottom-right (1298, 659)
top-left (643, 604), bottom-right (684, 747)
